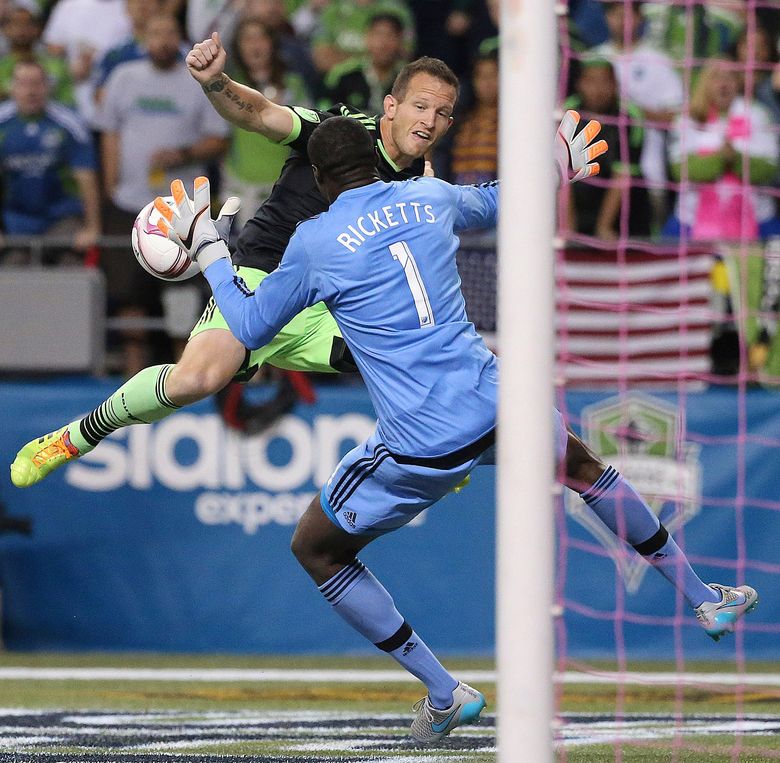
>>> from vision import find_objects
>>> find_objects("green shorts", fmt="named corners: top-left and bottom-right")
top-left (190, 266), bottom-right (347, 381)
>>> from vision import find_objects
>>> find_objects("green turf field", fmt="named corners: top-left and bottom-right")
top-left (0, 653), bottom-right (778, 761)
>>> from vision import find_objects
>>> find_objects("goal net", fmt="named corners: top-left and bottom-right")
top-left (495, 0), bottom-right (780, 758)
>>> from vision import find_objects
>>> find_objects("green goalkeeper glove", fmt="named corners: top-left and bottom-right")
top-left (555, 109), bottom-right (608, 186)
top-left (154, 177), bottom-right (241, 271)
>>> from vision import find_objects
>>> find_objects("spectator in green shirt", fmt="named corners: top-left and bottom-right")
top-left (322, 12), bottom-right (405, 115)
top-left (311, 0), bottom-right (413, 76)
top-left (664, 58), bottom-right (780, 242)
top-left (223, 16), bottom-right (312, 227)
top-left (0, 5), bottom-right (74, 106)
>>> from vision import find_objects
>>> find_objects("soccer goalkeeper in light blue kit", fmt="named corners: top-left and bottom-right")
top-left (155, 114), bottom-right (758, 743)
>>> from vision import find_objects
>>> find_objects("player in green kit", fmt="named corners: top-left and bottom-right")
top-left (10, 38), bottom-right (461, 486)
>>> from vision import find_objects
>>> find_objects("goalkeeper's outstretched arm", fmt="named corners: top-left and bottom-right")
top-left (186, 32), bottom-right (293, 142)
top-left (440, 112), bottom-right (605, 231)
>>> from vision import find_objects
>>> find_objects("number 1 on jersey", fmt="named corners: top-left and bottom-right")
top-left (388, 241), bottom-right (435, 328)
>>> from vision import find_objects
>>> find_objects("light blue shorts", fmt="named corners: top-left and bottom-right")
top-left (320, 428), bottom-right (493, 536)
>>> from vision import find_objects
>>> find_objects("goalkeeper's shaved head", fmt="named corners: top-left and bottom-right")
top-left (309, 117), bottom-right (379, 202)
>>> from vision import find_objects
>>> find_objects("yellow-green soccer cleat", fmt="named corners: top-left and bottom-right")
top-left (10, 425), bottom-right (82, 488)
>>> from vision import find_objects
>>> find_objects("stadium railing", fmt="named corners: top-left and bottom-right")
top-left (3, 230), bottom-right (780, 382)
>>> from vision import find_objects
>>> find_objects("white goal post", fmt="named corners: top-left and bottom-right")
top-left (497, 0), bottom-right (557, 760)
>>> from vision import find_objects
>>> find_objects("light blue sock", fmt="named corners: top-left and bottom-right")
top-left (319, 559), bottom-right (457, 708)
top-left (581, 466), bottom-right (718, 608)
top-left (386, 630), bottom-right (458, 709)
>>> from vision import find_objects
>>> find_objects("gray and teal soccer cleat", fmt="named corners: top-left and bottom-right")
top-left (410, 681), bottom-right (486, 744)
top-left (10, 425), bottom-right (83, 488)
top-left (695, 583), bottom-right (759, 641)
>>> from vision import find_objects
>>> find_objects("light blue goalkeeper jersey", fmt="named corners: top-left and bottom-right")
top-left (205, 176), bottom-right (499, 458)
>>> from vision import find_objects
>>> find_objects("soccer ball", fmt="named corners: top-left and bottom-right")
top-left (131, 197), bottom-right (199, 282)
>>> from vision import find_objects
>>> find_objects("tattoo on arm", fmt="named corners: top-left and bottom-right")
top-left (202, 76), bottom-right (256, 113)
top-left (202, 77), bottom-right (226, 94)
top-left (223, 86), bottom-right (255, 113)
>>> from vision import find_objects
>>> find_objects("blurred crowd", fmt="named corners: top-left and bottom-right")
top-left (0, 0), bottom-right (499, 372)
top-left (0, 0), bottom-right (779, 376)
top-left (566, 1), bottom-right (780, 243)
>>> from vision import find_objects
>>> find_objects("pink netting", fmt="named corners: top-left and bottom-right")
top-left (555, 1), bottom-right (780, 758)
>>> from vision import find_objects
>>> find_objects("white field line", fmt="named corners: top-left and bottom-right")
top-left (0, 667), bottom-right (779, 687)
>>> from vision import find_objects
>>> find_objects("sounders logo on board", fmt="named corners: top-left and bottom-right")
top-left (564, 392), bottom-right (702, 593)
top-left (64, 412), bottom-right (375, 534)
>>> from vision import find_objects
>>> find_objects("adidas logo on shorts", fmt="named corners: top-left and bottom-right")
top-left (343, 511), bottom-right (357, 529)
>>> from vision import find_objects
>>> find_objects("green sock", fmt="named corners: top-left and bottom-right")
top-left (69, 365), bottom-right (181, 453)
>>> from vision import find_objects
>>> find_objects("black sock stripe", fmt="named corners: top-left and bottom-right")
top-left (321, 564), bottom-right (367, 603)
top-left (333, 452), bottom-right (391, 512)
top-left (593, 465), bottom-right (618, 489)
top-left (78, 419), bottom-right (100, 447)
top-left (90, 405), bottom-right (111, 431)
top-left (88, 407), bottom-right (114, 436)
top-left (330, 445), bottom-right (388, 505)
top-left (83, 412), bottom-right (105, 437)
top-left (94, 409), bottom-right (118, 435)
top-left (83, 416), bottom-right (107, 439)
top-left (155, 368), bottom-right (167, 408)
top-left (162, 365), bottom-right (181, 409)
top-left (581, 467), bottom-right (620, 505)
top-left (586, 465), bottom-right (619, 496)
top-left (375, 621), bottom-right (413, 653)
top-left (632, 524), bottom-right (669, 556)
top-left (319, 559), bottom-right (364, 597)
top-left (155, 366), bottom-right (167, 408)
top-left (100, 401), bottom-right (124, 429)
top-left (156, 366), bottom-right (180, 410)
top-left (583, 466), bottom-right (616, 493)
top-left (80, 404), bottom-right (118, 446)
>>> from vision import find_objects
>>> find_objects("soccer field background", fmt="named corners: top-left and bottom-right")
top-left (0, 653), bottom-right (778, 761)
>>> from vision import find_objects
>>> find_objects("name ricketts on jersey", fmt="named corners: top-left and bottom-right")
top-left (233, 104), bottom-right (424, 273)
top-left (336, 200), bottom-right (437, 252)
